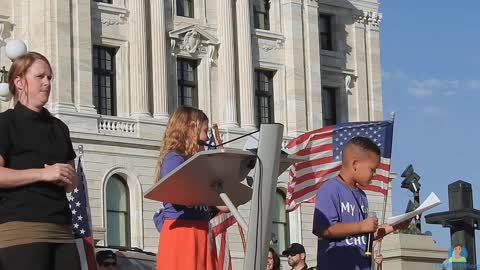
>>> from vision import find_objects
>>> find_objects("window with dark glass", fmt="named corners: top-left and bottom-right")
top-left (94, 0), bottom-right (112, 3)
top-left (255, 70), bottom-right (274, 126)
top-left (176, 0), bottom-right (194, 18)
top-left (254, 0), bottom-right (270, 30)
top-left (93, 46), bottom-right (117, 116)
top-left (177, 58), bottom-right (198, 107)
top-left (106, 174), bottom-right (130, 247)
top-left (322, 87), bottom-right (337, 126)
top-left (319, 14), bottom-right (334, 51)
top-left (271, 190), bottom-right (289, 252)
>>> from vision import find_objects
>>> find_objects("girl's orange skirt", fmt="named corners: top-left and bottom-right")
top-left (156, 219), bottom-right (217, 270)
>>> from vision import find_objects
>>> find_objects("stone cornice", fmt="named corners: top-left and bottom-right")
top-left (92, 1), bottom-right (128, 26)
top-left (253, 29), bottom-right (285, 41)
top-left (315, 0), bottom-right (378, 11)
top-left (253, 29), bottom-right (285, 52)
top-left (93, 2), bottom-right (128, 15)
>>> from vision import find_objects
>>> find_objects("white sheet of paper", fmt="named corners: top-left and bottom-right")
top-left (387, 192), bottom-right (442, 226)
top-left (243, 133), bottom-right (260, 150)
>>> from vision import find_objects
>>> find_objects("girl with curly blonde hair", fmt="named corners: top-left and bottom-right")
top-left (153, 106), bottom-right (222, 270)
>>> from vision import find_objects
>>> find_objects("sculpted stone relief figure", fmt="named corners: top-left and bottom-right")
top-left (181, 30), bottom-right (201, 53)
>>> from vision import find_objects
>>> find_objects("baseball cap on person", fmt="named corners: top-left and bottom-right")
top-left (96, 250), bottom-right (117, 265)
top-left (282, 243), bottom-right (306, 256)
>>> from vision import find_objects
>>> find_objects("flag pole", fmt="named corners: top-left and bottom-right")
top-left (376, 112), bottom-right (395, 267)
top-left (78, 144), bottom-right (84, 156)
top-left (76, 144), bottom-right (94, 238)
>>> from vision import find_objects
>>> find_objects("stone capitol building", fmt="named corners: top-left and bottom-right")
top-left (0, 0), bottom-right (446, 269)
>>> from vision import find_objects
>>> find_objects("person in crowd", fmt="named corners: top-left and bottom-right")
top-left (282, 243), bottom-right (313, 270)
top-left (0, 52), bottom-right (80, 269)
top-left (313, 136), bottom-right (410, 270)
top-left (267, 247), bottom-right (281, 270)
top-left (97, 250), bottom-right (118, 270)
top-left (153, 106), bottom-right (228, 270)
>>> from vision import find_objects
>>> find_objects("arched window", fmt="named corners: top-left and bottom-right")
top-left (106, 174), bottom-right (130, 247)
top-left (271, 190), bottom-right (289, 252)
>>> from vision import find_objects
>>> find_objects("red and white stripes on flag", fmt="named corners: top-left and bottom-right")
top-left (209, 212), bottom-right (243, 270)
top-left (284, 121), bottom-right (394, 211)
top-left (75, 237), bottom-right (97, 270)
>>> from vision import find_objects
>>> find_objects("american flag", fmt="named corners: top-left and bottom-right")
top-left (209, 213), bottom-right (237, 270)
top-left (207, 131), bottom-right (245, 270)
top-left (284, 121), bottom-right (394, 211)
top-left (68, 156), bottom-right (97, 270)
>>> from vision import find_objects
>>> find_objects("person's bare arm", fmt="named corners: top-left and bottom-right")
top-left (316, 217), bottom-right (378, 239)
top-left (216, 206), bottom-right (230, 213)
top-left (0, 154), bottom-right (76, 188)
top-left (375, 219), bottom-right (412, 240)
top-left (374, 254), bottom-right (383, 270)
top-left (64, 160), bottom-right (78, 193)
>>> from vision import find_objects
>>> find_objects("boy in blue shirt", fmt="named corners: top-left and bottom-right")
top-left (313, 137), bottom-right (408, 270)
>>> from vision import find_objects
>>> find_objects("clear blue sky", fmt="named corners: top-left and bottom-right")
top-left (380, 0), bottom-right (480, 262)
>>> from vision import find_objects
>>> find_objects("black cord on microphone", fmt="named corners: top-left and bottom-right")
top-left (365, 232), bottom-right (374, 257)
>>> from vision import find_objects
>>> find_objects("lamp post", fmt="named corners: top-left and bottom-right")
top-left (400, 164), bottom-right (422, 232)
top-left (425, 181), bottom-right (480, 269)
top-left (0, 39), bottom-right (27, 102)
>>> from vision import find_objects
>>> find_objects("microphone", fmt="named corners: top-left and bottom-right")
top-left (365, 211), bottom-right (377, 257)
top-left (197, 140), bottom-right (216, 148)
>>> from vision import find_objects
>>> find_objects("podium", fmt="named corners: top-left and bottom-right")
top-left (144, 148), bottom-right (255, 206)
top-left (144, 124), bottom-right (305, 270)
top-left (145, 148), bottom-right (256, 231)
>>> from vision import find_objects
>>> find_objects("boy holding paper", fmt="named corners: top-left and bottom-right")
top-left (313, 137), bottom-right (410, 270)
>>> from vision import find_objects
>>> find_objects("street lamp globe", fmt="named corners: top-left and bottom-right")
top-left (0, 83), bottom-right (12, 102)
top-left (5, 39), bottom-right (28, 61)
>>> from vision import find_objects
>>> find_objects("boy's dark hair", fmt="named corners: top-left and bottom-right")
top-left (347, 136), bottom-right (381, 156)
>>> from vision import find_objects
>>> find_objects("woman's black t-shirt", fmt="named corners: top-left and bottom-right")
top-left (0, 102), bottom-right (76, 224)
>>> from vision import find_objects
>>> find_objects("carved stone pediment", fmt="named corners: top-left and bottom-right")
top-left (169, 25), bottom-right (219, 63)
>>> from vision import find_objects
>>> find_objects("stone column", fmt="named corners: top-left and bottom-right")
top-left (368, 13), bottom-right (383, 121)
top-left (129, 0), bottom-right (150, 117)
top-left (236, 0), bottom-right (256, 129)
top-left (150, 0), bottom-right (169, 121)
top-left (217, 0), bottom-right (238, 128)
top-left (303, 1), bottom-right (322, 130)
top-left (43, 0), bottom-right (76, 112)
top-left (72, 0), bottom-right (97, 114)
top-left (353, 14), bottom-right (369, 121)
top-left (282, 0), bottom-right (307, 136)
top-left (353, 12), bottom-right (383, 122)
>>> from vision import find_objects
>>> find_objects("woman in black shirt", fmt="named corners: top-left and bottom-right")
top-left (0, 52), bottom-right (81, 269)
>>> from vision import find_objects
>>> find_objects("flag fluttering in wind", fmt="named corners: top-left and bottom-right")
top-left (284, 121), bottom-right (394, 211)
